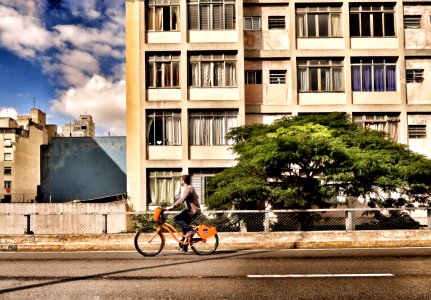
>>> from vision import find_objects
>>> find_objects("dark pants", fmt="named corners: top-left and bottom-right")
top-left (173, 209), bottom-right (194, 234)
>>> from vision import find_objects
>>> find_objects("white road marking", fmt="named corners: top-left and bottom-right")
top-left (248, 274), bottom-right (395, 278)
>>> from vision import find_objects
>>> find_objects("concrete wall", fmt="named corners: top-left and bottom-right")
top-left (40, 137), bottom-right (126, 203)
top-left (0, 201), bottom-right (128, 234)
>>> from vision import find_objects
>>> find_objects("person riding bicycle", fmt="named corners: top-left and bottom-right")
top-left (166, 174), bottom-right (201, 251)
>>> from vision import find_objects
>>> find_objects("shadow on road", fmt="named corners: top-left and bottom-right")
top-left (0, 249), bottom-right (273, 295)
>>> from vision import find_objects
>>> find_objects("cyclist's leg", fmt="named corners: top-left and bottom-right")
top-left (173, 209), bottom-right (192, 234)
top-left (173, 210), bottom-right (192, 252)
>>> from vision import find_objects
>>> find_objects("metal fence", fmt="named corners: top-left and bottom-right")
top-left (1, 208), bottom-right (430, 235)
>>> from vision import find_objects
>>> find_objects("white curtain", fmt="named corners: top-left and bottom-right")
top-left (388, 122), bottom-right (399, 141)
top-left (165, 116), bottom-right (181, 145)
top-left (214, 62), bottom-right (223, 86)
top-left (190, 113), bottom-right (238, 145)
top-left (148, 7), bottom-right (155, 30)
top-left (298, 68), bottom-right (308, 91)
top-left (225, 62), bottom-right (236, 86)
top-left (191, 62), bottom-right (200, 87)
top-left (226, 115), bottom-right (237, 144)
top-left (322, 68), bottom-right (330, 91)
top-left (171, 6), bottom-right (179, 31)
top-left (149, 172), bottom-right (181, 205)
top-left (296, 15), bottom-right (305, 37)
top-left (201, 62), bottom-right (212, 87)
top-left (332, 68), bottom-right (342, 91)
top-left (331, 14), bottom-right (342, 37)
top-left (155, 7), bottom-right (163, 31)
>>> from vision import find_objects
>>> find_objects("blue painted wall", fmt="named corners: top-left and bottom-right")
top-left (40, 137), bottom-right (126, 203)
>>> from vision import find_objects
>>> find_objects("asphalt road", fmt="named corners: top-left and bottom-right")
top-left (1, 248), bottom-right (431, 299)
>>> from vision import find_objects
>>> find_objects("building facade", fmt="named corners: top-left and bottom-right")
top-left (126, 0), bottom-right (431, 211)
top-left (62, 114), bottom-right (95, 137)
top-left (0, 109), bottom-right (57, 203)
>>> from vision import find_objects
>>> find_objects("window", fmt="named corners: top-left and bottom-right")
top-left (244, 16), bottom-right (261, 30)
top-left (3, 139), bottom-right (12, 147)
top-left (147, 110), bottom-right (182, 146)
top-left (404, 15), bottom-right (421, 29)
top-left (350, 5), bottom-right (395, 37)
top-left (188, 0), bottom-right (235, 30)
top-left (353, 114), bottom-right (399, 141)
top-left (245, 70), bottom-right (262, 84)
top-left (298, 59), bottom-right (343, 92)
top-left (296, 6), bottom-right (342, 37)
top-left (147, 54), bottom-right (180, 88)
top-left (351, 58), bottom-right (397, 92)
top-left (147, 0), bottom-right (180, 31)
top-left (406, 69), bottom-right (424, 83)
top-left (268, 16), bottom-right (286, 29)
top-left (4, 153), bottom-right (12, 161)
top-left (4, 181), bottom-right (11, 193)
top-left (189, 110), bottom-right (238, 145)
top-left (148, 170), bottom-right (181, 205)
top-left (189, 54), bottom-right (237, 87)
top-left (269, 70), bottom-right (286, 84)
top-left (190, 169), bottom-right (222, 204)
top-left (408, 125), bottom-right (426, 139)
top-left (4, 167), bottom-right (11, 175)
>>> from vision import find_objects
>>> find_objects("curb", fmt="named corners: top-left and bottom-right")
top-left (1, 230), bottom-right (431, 252)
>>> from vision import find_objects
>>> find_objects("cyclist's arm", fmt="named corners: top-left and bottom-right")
top-left (166, 186), bottom-right (191, 210)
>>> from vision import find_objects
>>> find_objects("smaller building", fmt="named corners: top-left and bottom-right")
top-left (0, 109), bottom-right (57, 203)
top-left (62, 114), bottom-right (95, 137)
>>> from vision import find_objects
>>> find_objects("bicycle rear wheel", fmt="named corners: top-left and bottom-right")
top-left (134, 228), bottom-right (164, 256)
top-left (191, 234), bottom-right (219, 255)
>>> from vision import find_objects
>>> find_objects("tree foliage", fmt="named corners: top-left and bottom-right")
top-left (206, 113), bottom-right (431, 209)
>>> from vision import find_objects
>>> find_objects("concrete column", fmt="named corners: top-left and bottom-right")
top-left (345, 211), bottom-right (353, 231)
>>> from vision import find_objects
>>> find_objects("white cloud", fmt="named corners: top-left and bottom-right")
top-left (54, 24), bottom-right (124, 59)
top-left (0, 107), bottom-right (18, 119)
top-left (0, 5), bottom-right (52, 58)
top-left (59, 49), bottom-right (100, 86)
top-left (51, 75), bottom-right (126, 136)
top-left (70, 0), bottom-right (100, 20)
top-left (0, 0), bottom-right (126, 136)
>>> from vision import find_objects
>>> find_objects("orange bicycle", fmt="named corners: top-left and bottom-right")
top-left (134, 207), bottom-right (219, 256)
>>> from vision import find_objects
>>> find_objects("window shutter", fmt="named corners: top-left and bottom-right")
top-left (191, 176), bottom-right (204, 204)
top-left (244, 17), bottom-right (252, 30)
top-left (213, 4), bottom-right (222, 29)
top-left (244, 16), bottom-right (260, 30)
top-left (404, 15), bottom-right (421, 28)
top-left (224, 4), bottom-right (235, 29)
top-left (200, 5), bottom-right (210, 30)
top-left (188, 4), bottom-right (199, 29)
top-left (408, 125), bottom-right (426, 139)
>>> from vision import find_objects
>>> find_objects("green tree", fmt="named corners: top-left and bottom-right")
top-left (206, 113), bottom-right (431, 210)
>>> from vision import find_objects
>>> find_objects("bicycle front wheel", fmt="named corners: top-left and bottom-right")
top-left (134, 228), bottom-right (164, 256)
top-left (191, 234), bottom-right (219, 255)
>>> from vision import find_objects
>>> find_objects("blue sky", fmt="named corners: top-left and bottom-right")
top-left (0, 0), bottom-right (126, 135)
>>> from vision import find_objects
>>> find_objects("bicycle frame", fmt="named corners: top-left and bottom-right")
top-left (157, 221), bottom-right (186, 244)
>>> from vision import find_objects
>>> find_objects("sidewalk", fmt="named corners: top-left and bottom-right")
top-left (1, 230), bottom-right (431, 252)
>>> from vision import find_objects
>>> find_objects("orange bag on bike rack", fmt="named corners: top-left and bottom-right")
top-left (153, 207), bottom-right (163, 222)
top-left (197, 224), bottom-right (217, 239)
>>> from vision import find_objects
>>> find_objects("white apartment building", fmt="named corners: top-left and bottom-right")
top-left (62, 114), bottom-right (95, 137)
top-left (0, 109), bottom-right (57, 203)
top-left (126, 0), bottom-right (431, 211)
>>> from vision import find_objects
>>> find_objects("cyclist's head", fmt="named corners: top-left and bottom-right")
top-left (181, 174), bottom-right (191, 185)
